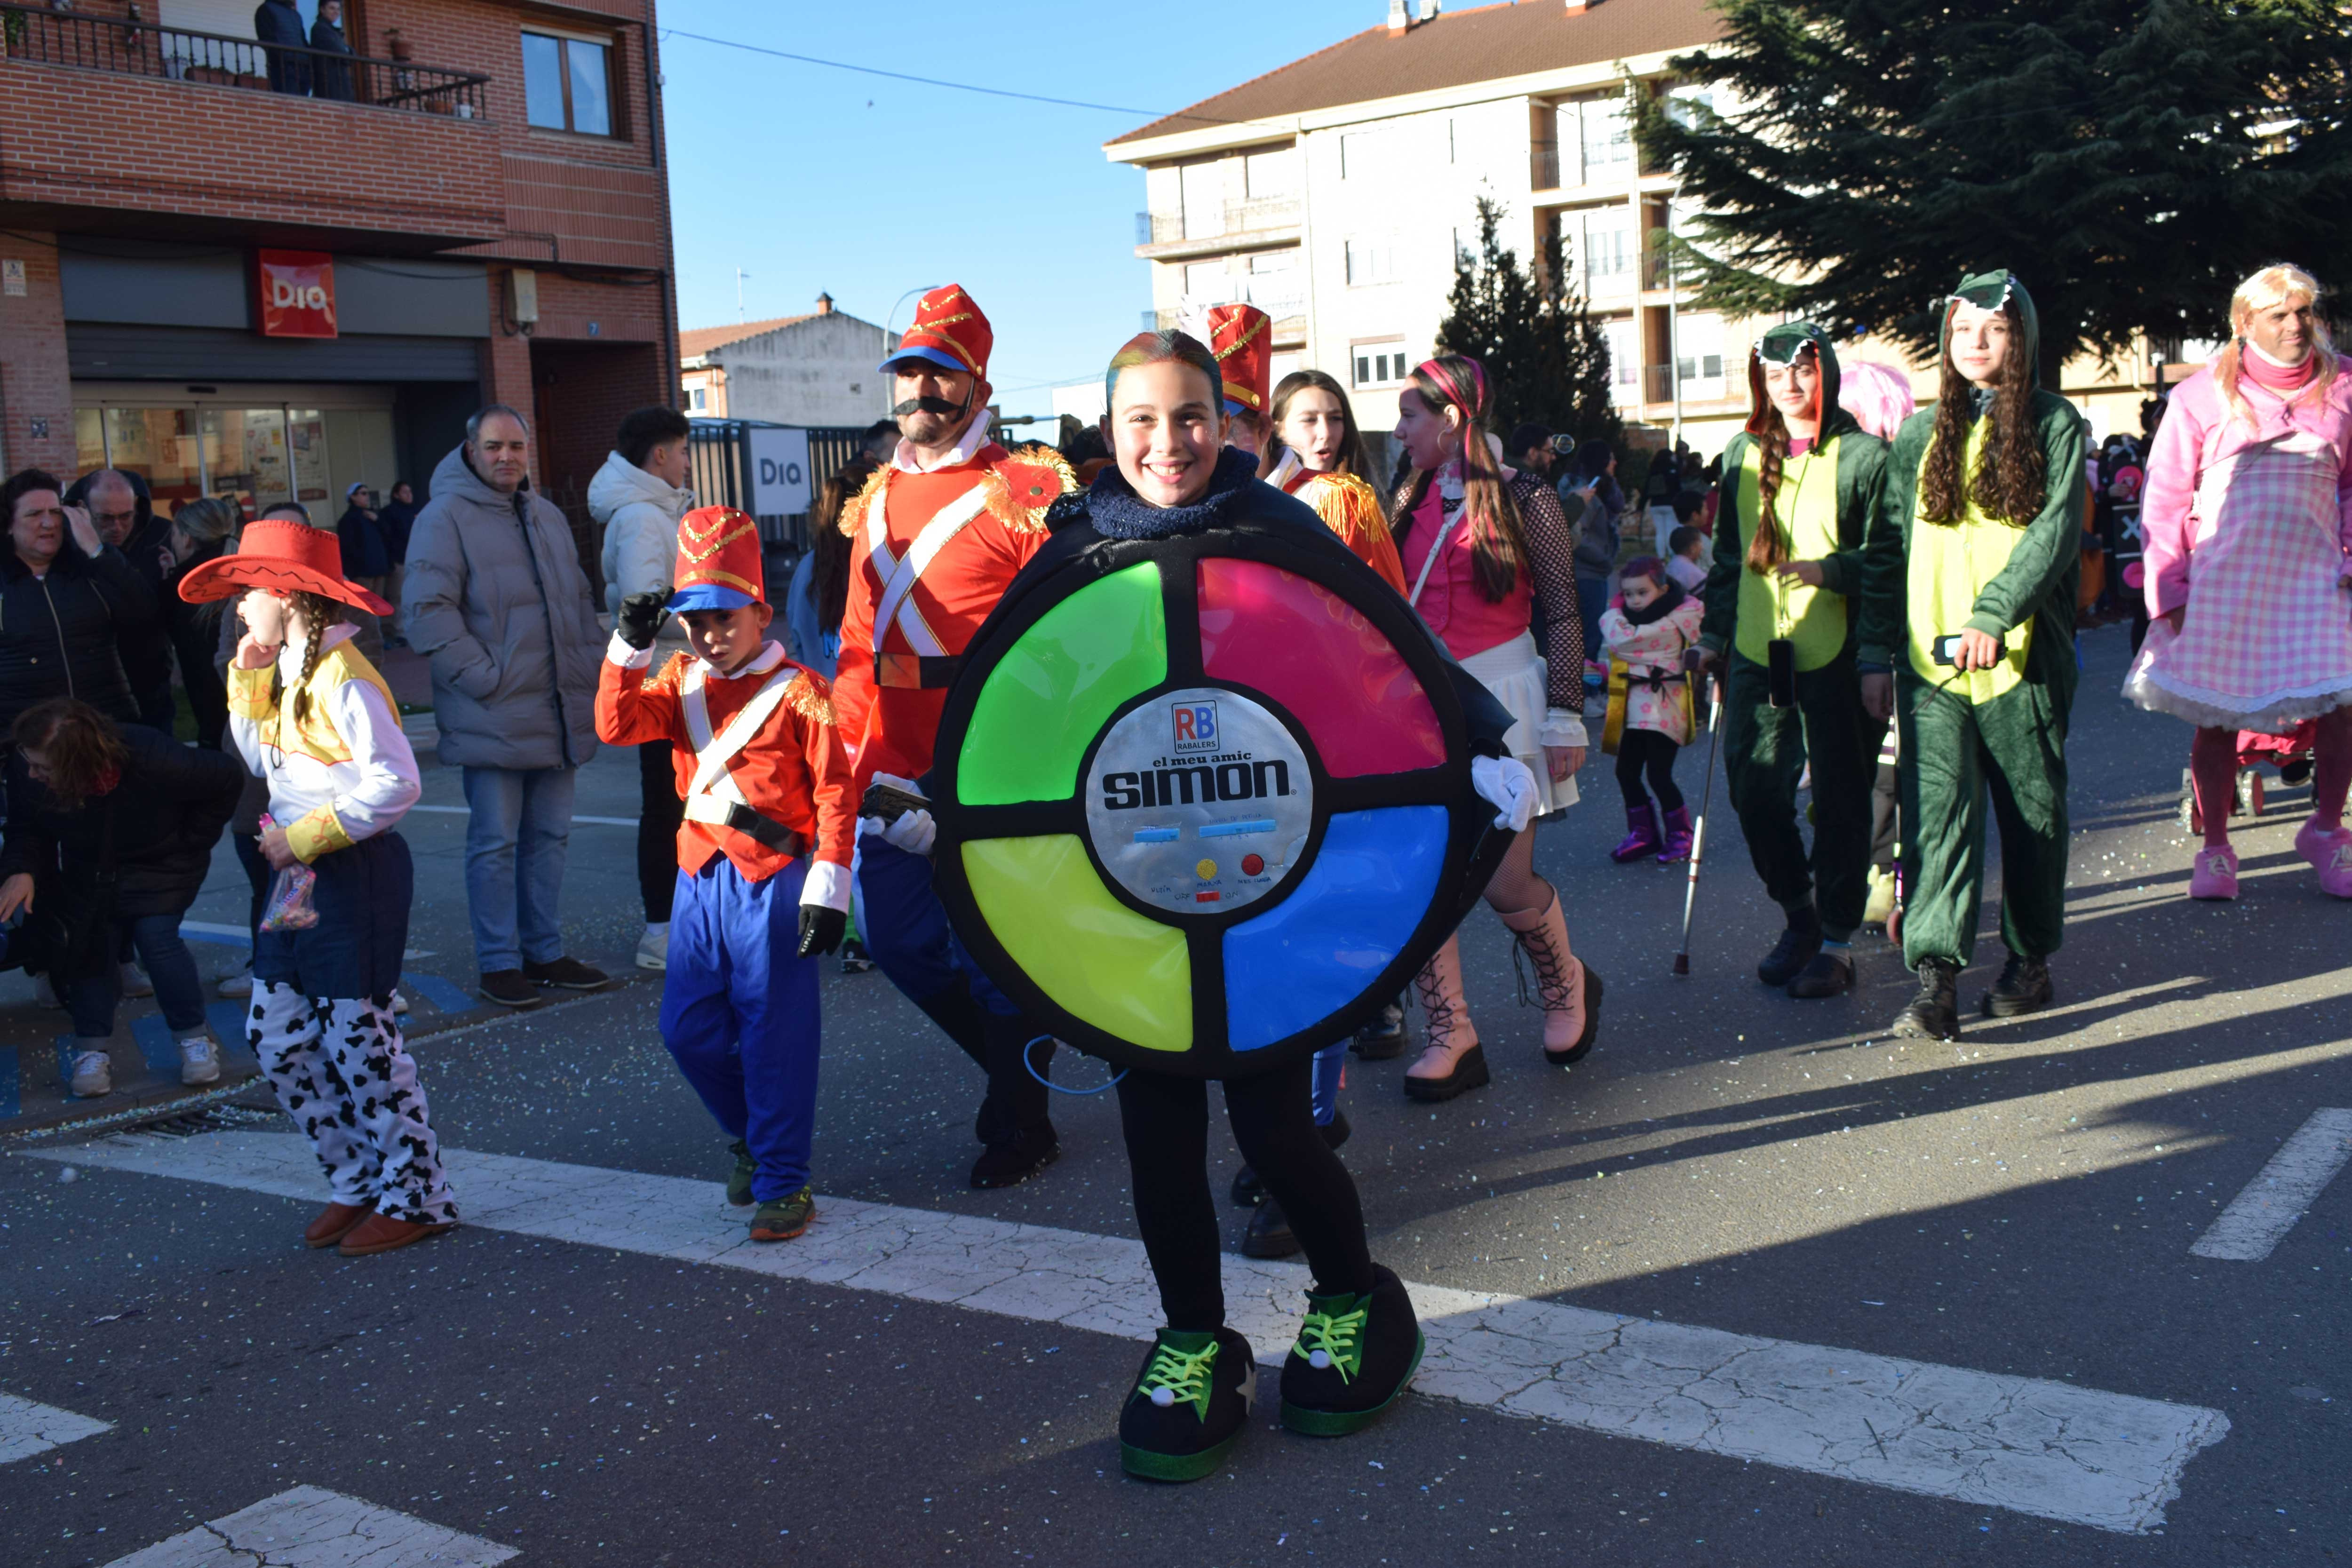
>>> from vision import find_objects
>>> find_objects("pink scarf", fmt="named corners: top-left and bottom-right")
top-left (2242, 343), bottom-right (2318, 393)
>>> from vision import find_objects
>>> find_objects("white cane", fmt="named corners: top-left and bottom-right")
top-left (1672, 671), bottom-right (1726, 977)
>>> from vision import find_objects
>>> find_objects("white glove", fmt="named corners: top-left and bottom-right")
top-left (879, 808), bottom-right (937, 857)
top-left (1470, 755), bottom-right (1538, 833)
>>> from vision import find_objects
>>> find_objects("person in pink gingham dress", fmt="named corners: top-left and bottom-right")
top-left (2123, 263), bottom-right (2352, 900)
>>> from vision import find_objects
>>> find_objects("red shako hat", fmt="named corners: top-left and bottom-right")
top-left (175, 518), bottom-right (394, 616)
top-left (878, 284), bottom-right (992, 382)
top-left (667, 505), bottom-right (765, 613)
top-left (1206, 303), bottom-right (1273, 418)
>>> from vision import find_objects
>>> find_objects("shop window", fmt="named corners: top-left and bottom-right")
top-left (524, 31), bottom-right (615, 136)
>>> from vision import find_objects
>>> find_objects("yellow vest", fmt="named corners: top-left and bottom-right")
top-left (1905, 422), bottom-right (2034, 702)
top-left (1733, 437), bottom-right (1844, 670)
top-left (228, 638), bottom-right (401, 765)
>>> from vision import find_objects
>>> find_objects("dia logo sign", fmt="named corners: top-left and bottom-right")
top-left (1171, 700), bottom-right (1219, 753)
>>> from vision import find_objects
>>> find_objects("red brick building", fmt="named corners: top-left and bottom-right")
top-left (0, 0), bottom-right (677, 543)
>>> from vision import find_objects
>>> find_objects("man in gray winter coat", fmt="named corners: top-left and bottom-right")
top-left (587, 405), bottom-right (692, 974)
top-left (401, 406), bottom-right (611, 1009)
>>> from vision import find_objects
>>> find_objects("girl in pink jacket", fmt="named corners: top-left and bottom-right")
top-left (1598, 558), bottom-right (1706, 862)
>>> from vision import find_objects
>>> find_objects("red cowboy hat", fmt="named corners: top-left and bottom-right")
top-left (175, 518), bottom-right (395, 617)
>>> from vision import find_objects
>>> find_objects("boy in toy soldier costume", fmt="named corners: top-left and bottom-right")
top-left (596, 507), bottom-right (856, 1242)
top-left (833, 285), bottom-right (1075, 1189)
top-left (1863, 271), bottom-right (2083, 1040)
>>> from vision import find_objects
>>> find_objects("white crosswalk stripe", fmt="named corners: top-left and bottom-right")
top-left (102, 1485), bottom-right (516, 1568)
top-left (35, 1130), bottom-right (2230, 1535)
top-left (2190, 1107), bottom-right (2352, 1261)
top-left (0, 1390), bottom-right (111, 1466)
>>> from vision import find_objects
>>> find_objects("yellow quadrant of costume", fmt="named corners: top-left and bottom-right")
top-left (960, 835), bottom-right (1192, 1052)
top-left (1733, 438), bottom-right (1844, 669)
top-left (1906, 422), bottom-right (2034, 702)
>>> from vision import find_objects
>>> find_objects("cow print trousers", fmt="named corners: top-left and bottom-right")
top-left (249, 981), bottom-right (458, 1225)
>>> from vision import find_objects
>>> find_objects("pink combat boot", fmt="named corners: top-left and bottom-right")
top-left (1403, 935), bottom-right (1487, 1103)
top-left (1497, 884), bottom-right (1604, 1066)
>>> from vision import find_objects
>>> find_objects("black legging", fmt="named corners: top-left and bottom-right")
top-left (638, 740), bottom-right (684, 923)
top-left (1116, 1054), bottom-right (1374, 1331)
top-left (1614, 727), bottom-right (1685, 812)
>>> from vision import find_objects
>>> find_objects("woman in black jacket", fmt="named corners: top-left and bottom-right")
top-left (0, 698), bottom-right (244, 1098)
top-left (0, 470), bottom-right (154, 746)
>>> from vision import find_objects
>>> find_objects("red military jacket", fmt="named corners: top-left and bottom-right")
top-left (596, 638), bottom-right (856, 903)
top-left (831, 441), bottom-right (1072, 792)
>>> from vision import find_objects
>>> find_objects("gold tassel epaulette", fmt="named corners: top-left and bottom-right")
top-left (1309, 471), bottom-right (1391, 544)
top-left (838, 463), bottom-right (891, 538)
top-left (784, 669), bottom-right (836, 729)
top-left (979, 444), bottom-right (1078, 534)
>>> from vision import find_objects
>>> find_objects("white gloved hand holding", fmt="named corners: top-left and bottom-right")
top-left (880, 808), bottom-right (937, 857)
top-left (1470, 755), bottom-right (1539, 833)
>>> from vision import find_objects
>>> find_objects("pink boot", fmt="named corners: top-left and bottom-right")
top-left (2188, 843), bottom-right (2238, 900)
top-left (2296, 816), bottom-right (2352, 898)
top-left (1610, 803), bottom-right (1661, 862)
top-left (1497, 884), bottom-right (1603, 1066)
top-left (1403, 935), bottom-right (1487, 1102)
top-left (1655, 805), bottom-right (1694, 864)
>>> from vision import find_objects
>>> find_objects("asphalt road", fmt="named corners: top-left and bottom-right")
top-left (2, 623), bottom-right (2346, 1567)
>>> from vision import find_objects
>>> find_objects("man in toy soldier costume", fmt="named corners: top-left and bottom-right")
top-left (832, 285), bottom-right (1075, 1188)
top-left (1693, 322), bottom-right (1894, 999)
top-left (1863, 271), bottom-right (2084, 1040)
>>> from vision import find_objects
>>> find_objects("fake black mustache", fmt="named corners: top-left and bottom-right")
top-left (893, 395), bottom-right (962, 418)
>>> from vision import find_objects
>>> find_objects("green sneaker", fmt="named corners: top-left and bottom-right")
top-left (1280, 1265), bottom-right (1423, 1436)
top-left (1118, 1327), bottom-right (1255, 1481)
top-left (725, 1139), bottom-right (756, 1207)
top-left (748, 1186), bottom-right (815, 1242)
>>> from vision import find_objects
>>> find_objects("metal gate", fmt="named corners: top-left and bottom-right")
top-left (685, 419), bottom-right (870, 553)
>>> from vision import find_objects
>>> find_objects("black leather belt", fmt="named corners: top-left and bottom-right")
top-left (875, 652), bottom-right (964, 690)
top-left (684, 797), bottom-right (807, 857)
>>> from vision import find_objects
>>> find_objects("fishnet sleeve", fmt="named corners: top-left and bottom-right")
top-left (1515, 473), bottom-right (1586, 710)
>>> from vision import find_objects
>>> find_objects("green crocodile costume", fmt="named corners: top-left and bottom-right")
top-left (1699, 322), bottom-right (1895, 945)
top-left (1860, 272), bottom-right (2084, 971)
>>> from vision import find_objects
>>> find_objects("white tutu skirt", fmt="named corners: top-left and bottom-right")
top-left (1460, 631), bottom-right (1579, 817)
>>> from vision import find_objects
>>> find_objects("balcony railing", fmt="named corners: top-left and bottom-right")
top-left (0, 3), bottom-right (490, 118)
top-left (1136, 195), bottom-right (1302, 247)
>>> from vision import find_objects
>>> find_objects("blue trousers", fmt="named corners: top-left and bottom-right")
top-left (460, 764), bottom-right (574, 973)
top-left (660, 856), bottom-right (822, 1202)
top-left (854, 833), bottom-right (1050, 1147)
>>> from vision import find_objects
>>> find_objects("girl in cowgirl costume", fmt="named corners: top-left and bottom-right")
top-left (180, 520), bottom-right (455, 1257)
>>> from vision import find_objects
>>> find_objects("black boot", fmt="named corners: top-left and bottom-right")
top-left (1120, 1327), bottom-right (1256, 1482)
top-left (1279, 1265), bottom-right (1423, 1436)
top-left (1351, 998), bottom-right (1407, 1061)
top-left (971, 1014), bottom-right (1058, 1187)
top-left (1757, 907), bottom-right (1823, 987)
top-left (1784, 947), bottom-right (1854, 999)
top-left (1893, 957), bottom-right (1961, 1040)
top-left (1229, 1164), bottom-right (1264, 1208)
top-left (1982, 954), bottom-right (2054, 1018)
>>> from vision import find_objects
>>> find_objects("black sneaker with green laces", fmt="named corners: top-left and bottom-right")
top-left (1118, 1327), bottom-right (1255, 1482)
top-left (725, 1139), bottom-right (756, 1207)
top-left (1279, 1264), bottom-right (1424, 1436)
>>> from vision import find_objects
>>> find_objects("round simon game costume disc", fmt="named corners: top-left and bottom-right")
top-left (931, 529), bottom-right (1506, 1079)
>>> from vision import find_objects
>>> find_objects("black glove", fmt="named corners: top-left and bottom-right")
top-left (1682, 645), bottom-right (1718, 674)
top-left (796, 905), bottom-right (846, 959)
top-left (617, 589), bottom-right (672, 651)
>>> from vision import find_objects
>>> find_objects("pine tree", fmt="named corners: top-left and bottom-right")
top-left (1637, 0), bottom-right (2352, 381)
top-left (1434, 198), bottom-right (1621, 449)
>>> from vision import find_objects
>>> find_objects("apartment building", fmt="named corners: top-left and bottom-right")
top-left (0, 0), bottom-right (678, 534)
top-left (1107, 0), bottom-right (2161, 458)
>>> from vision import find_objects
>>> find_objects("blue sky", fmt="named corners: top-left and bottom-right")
top-left (655, 1), bottom-right (1380, 421)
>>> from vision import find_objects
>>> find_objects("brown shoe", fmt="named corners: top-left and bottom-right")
top-left (303, 1202), bottom-right (370, 1249)
top-left (336, 1211), bottom-right (456, 1257)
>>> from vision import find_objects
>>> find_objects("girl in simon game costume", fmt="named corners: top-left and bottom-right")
top-left (958, 329), bottom-right (1537, 1481)
top-left (1692, 323), bottom-right (1894, 999)
top-left (178, 520), bottom-right (455, 1258)
top-left (1864, 271), bottom-right (2085, 1043)
top-left (1389, 355), bottom-right (1600, 1102)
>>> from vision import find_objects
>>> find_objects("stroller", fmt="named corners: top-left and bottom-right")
top-left (2177, 720), bottom-right (2319, 834)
